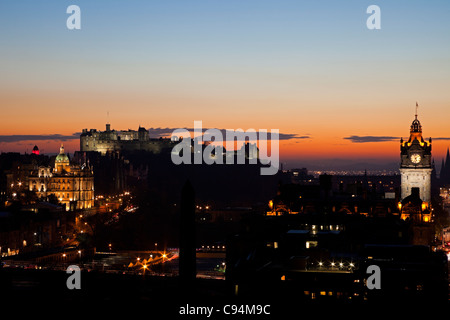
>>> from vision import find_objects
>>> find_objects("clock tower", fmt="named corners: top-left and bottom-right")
top-left (400, 111), bottom-right (432, 203)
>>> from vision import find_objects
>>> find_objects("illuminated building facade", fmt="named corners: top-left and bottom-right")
top-left (28, 145), bottom-right (94, 210)
top-left (399, 112), bottom-right (432, 204)
top-left (398, 110), bottom-right (434, 243)
top-left (399, 187), bottom-right (432, 223)
top-left (80, 123), bottom-right (175, 155)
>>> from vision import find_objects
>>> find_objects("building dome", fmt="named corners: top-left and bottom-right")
top-left (55, 145), bottom-right (69, 163)
top-left (32, 145), bottom-right (39, 155)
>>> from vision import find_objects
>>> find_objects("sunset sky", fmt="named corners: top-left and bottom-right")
top-left (1, 1), bottom-right (450, 170)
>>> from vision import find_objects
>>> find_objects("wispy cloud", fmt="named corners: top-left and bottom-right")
top-left (0, 133), bottom-right (80, 143)
top-left (432, 137), bottom-right (450, 141)
top-left (344, 135), bottom-right (450, 143)
top-left (0, 130), bottom-right (309, 143)
top-left (343, 135), bottom-right (399, 143)
top-left (149, 128), bottom-right (310, 141)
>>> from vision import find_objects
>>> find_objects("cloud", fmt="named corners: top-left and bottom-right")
top-left (432, 137), bottom-right (450, 141)
top-left (0, 129), bottom-right (310, 144)
top-left (343, 135), bottom-right (400, 143)
top-left (0, 133), bottom-right (80, 143)
top-left (344, 135), bottom-right (450, 143)
top-left (148, 128), bottom-right (310, 141)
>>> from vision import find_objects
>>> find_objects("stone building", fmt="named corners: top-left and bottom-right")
top-left (28, 145), bottom-right (94, 211)
top-left (80, 123), bottom-right (175, 155)
top-left (399, 112), bottom-right (432, 203)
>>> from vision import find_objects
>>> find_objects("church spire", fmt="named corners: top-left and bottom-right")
top-left (440, 158), bottom-right (446, 178)
top-left (440, 147), bottom-right (450, 184)
top-left (444, 148), bottom-right (450, 179)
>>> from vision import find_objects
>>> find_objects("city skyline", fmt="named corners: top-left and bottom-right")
top-left (1, 1), bottom-right (450, 307)
top-left (1, 1), bottom-right (450, 169)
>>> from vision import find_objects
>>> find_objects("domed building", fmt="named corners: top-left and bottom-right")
top-left (32, 145), bottom-right (39, 155)
top-left (54, 145), bottom-right (70, 174)
top-left (28, 144), bottom-right (94, 211)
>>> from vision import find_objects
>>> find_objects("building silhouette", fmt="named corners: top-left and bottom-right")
top-left (227, 108), bottom-right (448, 303)
top-left (80, 123), bottom-right (175, 155)
top-left (439, 148), bottom-right (450, 185)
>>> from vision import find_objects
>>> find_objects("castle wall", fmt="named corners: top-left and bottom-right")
top-left (80, 129), bottom-right (173, 155)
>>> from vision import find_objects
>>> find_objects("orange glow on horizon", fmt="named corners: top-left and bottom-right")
top-left (1, 89), bottom-right (449, 163)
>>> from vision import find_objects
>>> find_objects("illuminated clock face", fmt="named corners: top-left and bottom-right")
top-left (410, 153), bottom-right (421, 164)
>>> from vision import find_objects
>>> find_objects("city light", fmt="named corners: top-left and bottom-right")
top-left (0, 2), bottom-right (448, 306)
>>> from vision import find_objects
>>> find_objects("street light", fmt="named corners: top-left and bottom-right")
top-left (142, 264), bottom-right (148, 276)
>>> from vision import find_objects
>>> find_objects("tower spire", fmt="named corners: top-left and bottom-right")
top-left (410, 102), bottom-right (422, 135)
